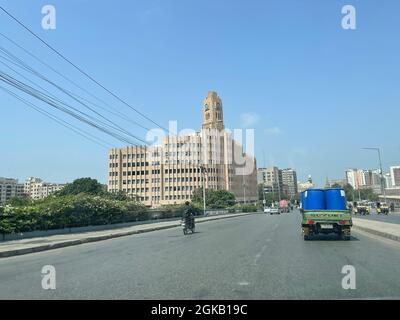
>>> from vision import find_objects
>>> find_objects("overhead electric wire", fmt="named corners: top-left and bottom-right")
top-left (0, 84), bottom-right (113, 149)
top-left (0, 51), bottom-right (130, 131)
top-left (0, 59), bottom-right (142, 145)
top-left (0, 6), bottom-right (170, 134)
top-left (0, 31), bottom-right (151, 132)
top-left (0, 46), bottom-right (150, 145)
top-left (0, 71), bottom-right (143, 145)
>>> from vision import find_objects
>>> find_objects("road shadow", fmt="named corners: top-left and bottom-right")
top-left (306, 234), bottom-right (360, 241)
top-left (167, 231), bottom-right (203, 238)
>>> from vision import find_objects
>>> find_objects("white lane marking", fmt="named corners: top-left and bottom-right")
top-left (237, 281), bottom-right (249, 286)
top-left (253, 245), bottom-right (267, 266)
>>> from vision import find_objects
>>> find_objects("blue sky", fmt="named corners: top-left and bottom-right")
top-left (0, 0), bottom-right (399, 186)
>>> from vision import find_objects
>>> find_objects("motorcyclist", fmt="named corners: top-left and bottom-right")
top-left (182, 201), bottom-right (195, 229)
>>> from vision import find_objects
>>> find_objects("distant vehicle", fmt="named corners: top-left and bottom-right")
top-left (264, 207), bottom-right (280, 214)
top-left (377, 203), bottom-right (389, 215)
top-left (353, 202), bottom-right (370, 215)
top-left (264, 207), bottom-right (272, 214)
top-left (279, 200), bottom-right (289, 213)
top-left (270, 207), bottom-right (280, 215)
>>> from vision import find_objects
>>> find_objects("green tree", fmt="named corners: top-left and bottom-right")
top-left (57, 178), bottom-right (104, 196)
top-left (192, 188), bottom-right (236, 209)
top-left (360, 188), bottom-right (379, 201)
top-left (6, 196), bottom-right (31, 206)
top-left (106, 190), bottom-right (128, 201)
top-left (343, 183), bottom-right (355, 201)
top-left (342, 183), bottom-right (379, 202)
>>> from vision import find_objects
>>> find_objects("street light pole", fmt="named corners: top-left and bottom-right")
top-left (203, 180), bottom-right (206, 216)
top-left (200, 164), bottom-right (207, 216)
top-left (362, 147), bottom-right (387, 203)
top-left (242, 173), bottom-right (246, 204)
top-left (262, 152), bottom-right (266, 207)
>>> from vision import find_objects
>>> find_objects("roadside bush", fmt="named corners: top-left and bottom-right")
top-left (0, 194), bottom-right (148, 234)
top-left (236, 204), bottom-right (259, 213)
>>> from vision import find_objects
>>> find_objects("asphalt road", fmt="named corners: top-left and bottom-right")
top-left (1, 210), bottom-right (400, 299)
top-left (353, 211), bottom-right (400, 224)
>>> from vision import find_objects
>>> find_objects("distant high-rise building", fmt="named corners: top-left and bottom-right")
top-left (325, 178), bottom-right (347, 188)
top-left (257, 167), bottom-right (282, 195)
top-left (108, 91), bottom-right (258, 207)
top-left (384, 173), bottom-right (393, 188)
top-left (0, 177), bottom-right (25, 204)
top-left (346, 169), bottom-right (365, 189)
top-left (390, 166), bottom-right (400, 186)
top-left (280, 168), bottom-right (298, 197)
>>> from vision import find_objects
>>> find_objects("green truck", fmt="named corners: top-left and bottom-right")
top-left (301, 210), bottom-right (352, 240)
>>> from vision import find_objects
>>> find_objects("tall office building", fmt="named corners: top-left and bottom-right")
top-left (108, 91), bottom-right (258, 207)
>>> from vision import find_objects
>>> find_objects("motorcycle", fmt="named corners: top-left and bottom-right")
top-left (181, 217), bottom-right (195, 235)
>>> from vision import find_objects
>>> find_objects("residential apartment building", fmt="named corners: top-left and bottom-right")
top-left (257, 167), bottom-right (281, 194)
top-left (346, 169), bottom-right (366, 189)
top-left (24, 177), bottom-right (65, 200)
top-left (281, 168), bottom-right (298, 197)
top-left (257, 167), bottom-right (298, 198)
top-left (108, 91), bottom-right (258, 207)
top-left (325, 178), bottom-right (347, 188)
top-left (0, 177), bottom-right (25, 204)
top-left (346, 168), bottom-right (387, 194)
top-left (384, 173), bottom-right (393, 189)
top-left (390, 166), bottom-right (400, 187)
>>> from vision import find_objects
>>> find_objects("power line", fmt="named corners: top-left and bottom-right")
top-left (0, 6), bottom-right (170, 134)
top-left (0, 46), bottom-right (150, 145)
top-left (0, 31), bottom-right (152, 132)
top-left (0, 59), bottom-right (137, 143)
top-left (0, 84), bottom-right (113, 149)
top-left (0, 70), bottom-right (143, 146)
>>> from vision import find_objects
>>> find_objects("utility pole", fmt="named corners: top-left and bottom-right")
top-left (262, 152), bottom-right (266, 207)
top-left (242, 173), bottom-right (246, 204)
top-left (277, 170), bottom-right (282, 202)
top-left (363, 147), bottom-right (387, 203)
top-left (203, 181), bottom-right (206, 216)
top-left (201, 164), bottom-right (207, 216)
top-left (356, 172), bottom-right (362, 201)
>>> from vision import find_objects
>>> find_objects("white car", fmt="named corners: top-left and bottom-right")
top-left (264, 207), bottom-right (280, 215)
top-left (264, 207), bottom-right (272, 214)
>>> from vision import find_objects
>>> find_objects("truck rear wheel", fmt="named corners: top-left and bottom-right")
top-left (303, 227), bottom-right (311, 240)
top-left (340, 228), bottom-right (351, 240)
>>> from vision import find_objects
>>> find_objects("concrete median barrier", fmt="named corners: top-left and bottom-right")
top-left (352, 218), bottom-right (400, 242)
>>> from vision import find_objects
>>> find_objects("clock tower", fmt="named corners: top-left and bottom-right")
top-left (202, 91), bottom-right (224, 130)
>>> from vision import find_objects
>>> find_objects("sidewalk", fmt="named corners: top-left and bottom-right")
top-left (352, 218), bottom-right (400, 242)
top-left (0, 212), bottom-right (256, 258)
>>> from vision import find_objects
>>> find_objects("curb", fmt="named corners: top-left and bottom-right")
top-left (352, 224), bottom-right (400, 243)
top-left (0, 212), bottom-right (257, 258)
